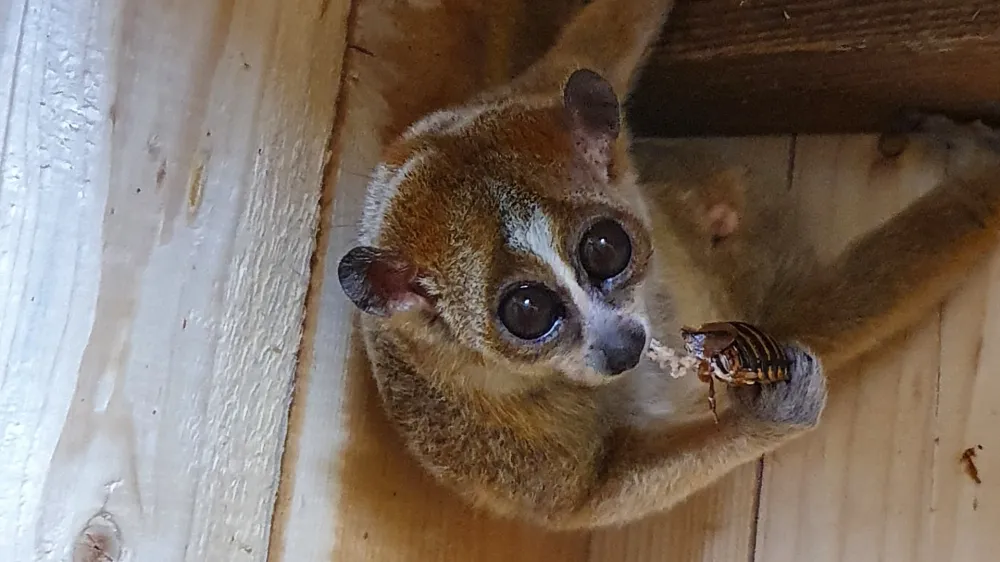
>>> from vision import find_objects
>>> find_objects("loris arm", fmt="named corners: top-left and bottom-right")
top-left (560, 345), bottom-right (826, 529)
top-left (764, 116), bottom-right (1000, 374)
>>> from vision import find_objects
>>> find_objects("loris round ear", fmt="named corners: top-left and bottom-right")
top-left (337, 246), bottom-right (434, 317)
top-left (562, 68), bottom-right (621, 176)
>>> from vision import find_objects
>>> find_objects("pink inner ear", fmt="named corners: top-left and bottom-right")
top-left (387, 293), bottom-right (428, 315)
top-left (368, 258), bottom-right (430, 313)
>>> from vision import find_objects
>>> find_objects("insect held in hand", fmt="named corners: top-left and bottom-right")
top-left (680, 321), bottom-right (793, 423)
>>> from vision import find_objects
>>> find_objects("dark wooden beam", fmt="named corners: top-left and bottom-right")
top-left (626, 0), bottom-right (1000, 137)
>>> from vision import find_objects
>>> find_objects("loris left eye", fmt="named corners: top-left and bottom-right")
top-left (579, 219), bottom-right (632, 282)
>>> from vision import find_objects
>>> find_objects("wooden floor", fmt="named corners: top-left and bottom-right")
top-left (2, 1), bottom-right (998, 561)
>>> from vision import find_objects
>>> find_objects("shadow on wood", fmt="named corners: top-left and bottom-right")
top-left (628, 0), bottom-right (1000, 136)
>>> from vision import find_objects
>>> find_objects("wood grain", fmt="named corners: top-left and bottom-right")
top-left (628, 0), bottom-right (1000, 136)
top-left (753, 135), bottom-right (1000, 562)
top-left (0, 0), bottom-right (344, 559)
top-left (930, 253), bottom-right (1000, 561)
top-left (656, 0), bottom-right (999, 60)
top-left (589, 471), bottom-right (762, 562)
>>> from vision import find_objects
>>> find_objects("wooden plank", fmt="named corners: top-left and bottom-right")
top-left (0, 0), bottom-right (345, 559)
top-left (268, 1), bottom-right (592, 560)
top-left (589, 135), bottom-right (795, 562)
top-left (588, 471), bottom-right (763, 562)
top-left (655, 0), bottom-right (999, 60)
top-left (930, 252), bottom-right (1000, 561)
top-left (628, 49), bottom-right (1000, 137)
top-left (627, 0), bottom-right (1000, 136)
top-left (753, 135), bottom-right (1000, 561)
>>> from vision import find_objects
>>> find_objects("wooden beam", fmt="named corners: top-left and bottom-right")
top-left (0, 0), bottom-right (346, 559)
top-left (627, 0), bottom-right (1000, 136)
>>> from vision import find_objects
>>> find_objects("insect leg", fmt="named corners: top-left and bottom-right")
top-left (707, 376), bottom-right (719, 425)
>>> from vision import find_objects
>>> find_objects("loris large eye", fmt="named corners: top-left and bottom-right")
top-left (498, 283), bottom-right (565, 341)
top-left (579, 219), bottom-right (632, 282)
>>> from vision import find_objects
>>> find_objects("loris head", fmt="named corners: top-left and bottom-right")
top-left (337, 69), bottom-right (657, 387)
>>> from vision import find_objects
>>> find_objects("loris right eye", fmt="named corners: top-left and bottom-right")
top-left (498, 283), bottom-right (565, 341)
top-left (579, 219), bottom-right (632, 283)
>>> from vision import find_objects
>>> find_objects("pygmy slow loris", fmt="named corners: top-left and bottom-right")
top-left (336, 0), bottom-right (1000, 529)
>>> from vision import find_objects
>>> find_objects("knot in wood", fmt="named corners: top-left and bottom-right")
top-left (73, 511), bottom-right (122, 562)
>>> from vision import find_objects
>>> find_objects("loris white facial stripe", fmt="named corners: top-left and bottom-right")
top-left (505, 206), bottom-right (592, 315)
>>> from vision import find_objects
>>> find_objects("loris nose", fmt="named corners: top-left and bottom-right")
top-left (600, 321), bottom-right (647, 376)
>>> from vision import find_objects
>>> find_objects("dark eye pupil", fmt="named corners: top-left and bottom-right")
top-left (499, 284), bottom-right (563, 340)
top-left (579, 219), bottom-right (631, 281)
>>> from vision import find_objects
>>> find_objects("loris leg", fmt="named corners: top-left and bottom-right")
top-left (631, 139), bottom-right (749, 245)
top-left (763, 114), bottom-right (1000, 373)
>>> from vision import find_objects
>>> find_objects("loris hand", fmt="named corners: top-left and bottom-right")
top-left (729, 344), bottom-right (828, 429)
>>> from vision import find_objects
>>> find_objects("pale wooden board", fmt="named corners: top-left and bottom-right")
top-left (931, 252), bottom-right (1000, 561)
top-left (588, 136), bottom-right (795, 562)
top-left (0, 0), bottom-right (346, 559)
top-left (754, 135), bottom-right (1000, 561)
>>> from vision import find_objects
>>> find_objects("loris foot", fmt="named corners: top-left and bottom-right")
top-left (878, 111), bottom-right (1000, 179)
top-left (693, 168), bottom-right (746, 246)
top-left (729, 345), bottom-right (828, 429)
top-left (704, 202), bottom-right (740, 246)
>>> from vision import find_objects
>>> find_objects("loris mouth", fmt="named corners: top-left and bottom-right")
top-left (646, 337), bottom-right (700, 379)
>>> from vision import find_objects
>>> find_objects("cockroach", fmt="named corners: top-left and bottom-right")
top-left (680, 321), bottom-right (793, 423)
